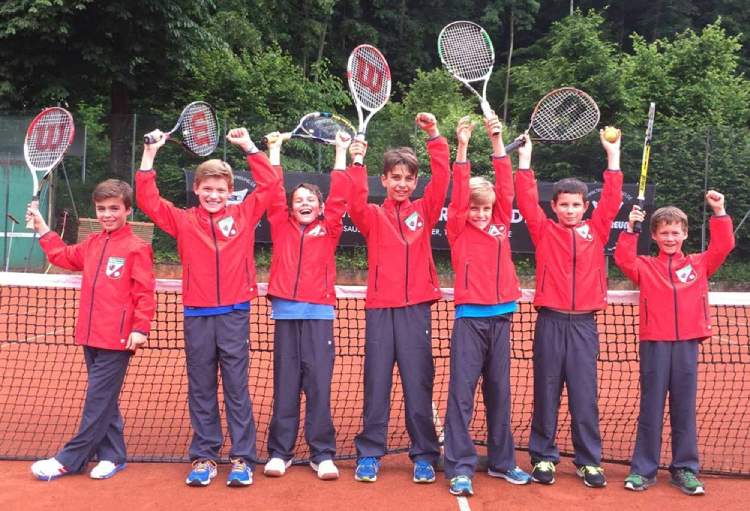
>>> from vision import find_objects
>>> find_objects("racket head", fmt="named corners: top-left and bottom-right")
top-left (437, 21), bottom-right (495, 83)
top-left (176, 101), bottom-right (219, 157)
top-left (528, 87), bottom-right (600, 142)
top-left (347, 44), bottom-right (391, 132)
top-left (23, 107), bottom-right (75, 174)
top-left (296, 112), bottom-right (356, 144)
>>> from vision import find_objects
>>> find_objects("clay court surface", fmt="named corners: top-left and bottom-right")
top-left (1, 456), bottom-right (749, 511)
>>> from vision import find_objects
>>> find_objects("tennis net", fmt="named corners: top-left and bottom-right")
top-left (1, 272), bottom-right (748, 476)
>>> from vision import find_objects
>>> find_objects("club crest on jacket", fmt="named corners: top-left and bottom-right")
top-left (487, 224), bottom-right (506, 238)
top-left (404, 211), bottom-right (423, 231)
top-left (105, 256), bottom-right (125, 279)
top-left (675, 263), bottom-right (697, 283)
top-left (575, 224), bottom-right (593, 241)
top-left (217, 216), bottom-right (237, 237)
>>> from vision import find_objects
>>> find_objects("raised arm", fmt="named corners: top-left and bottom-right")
top-left (614, 205), bottom-right (643, 284)
top-left (703, 190), bottom-right (735, 275)
top-left (136, 130), bottom-right (183, 237)
top-left (263, 131), bottom-right (290, 226)
top-left (513, 134), bottom-right (546, 245)
top-left (590, 128), bottom-right (623, 240)
top-left (345, 138), bottom-right (374, 237)
top-left (485, 115), bottom-right (513, 225)
top-left (446, 116), bottom-right (474, 243)
top-left (323, 131), bottom-right (352, 232)
top-left (416, 112), bottom-right (450, 227)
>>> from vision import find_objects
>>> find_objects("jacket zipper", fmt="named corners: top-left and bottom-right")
top-left (668, 255), bottom-right (679, 339)
top-left (293, 225), bottom-right (307, 298)
top-left (209, 214), bottom-right (221, 305)
top-left (643, 298), bottom-right (649, 325)
top-left (118, 310), bottom-right (126, 336)
top-left (396, 204), bottom-right (409, 303)
top-left (571, 229), bottom-right (577, 310)
top-left (186, 264), bottom-right (190, 291)
top-left (702, 294), bottom-right (709, 322)
top-left (496, 237), bottom-right (502, 302)
top-left (541, 265), bottom-right (547, 292)
top-left (374, 265), bottom-right (379, 291)
top-left (86, 235), bottom-right (110, 345)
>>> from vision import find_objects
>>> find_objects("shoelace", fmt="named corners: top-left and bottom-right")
top-left (678, 470), bottom-right (700, 486)
top-left (536, 461), bottom-right (555, 471)
top-left (230, 458), bottom-right (247, 472)
top-left (583, 465), bottom-right (603, 475)
top-left (193, 460), bottom-right (216, 473)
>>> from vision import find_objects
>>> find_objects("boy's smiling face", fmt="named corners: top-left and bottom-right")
top-left (381, 164), bottom-right (417, 203)
top-left (551, 192), bottom-right (589, 227)
top-left (291, 187), bottom-right (322, 225)
top-left (652, 221), bottom-right (688, 255)
top-left (194, 176), bottom-right (231, 213)
top-left (95, 197), bottom-right (131, 232)
top-left (468, 200), bottom-right (493, 231)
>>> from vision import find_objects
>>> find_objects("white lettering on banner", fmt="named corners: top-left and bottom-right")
top-left (512, 209), bottom-right (523, 223)
top-left (612, 221), bottom-right (628, 229)
top-left (432, 228), bottom-right (442, 236)
top-left (343, 224), bottom-right (360, 233)
top-left (439, 207), bottom-right (448, 222)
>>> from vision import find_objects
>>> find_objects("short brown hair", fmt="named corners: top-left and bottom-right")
top-left (552, 178), bottom-right (588, 202)
top-left (92, 179), bottom-right (132, 209)
top-left (469, 176), bottom-right (495, 205)
top-left (194, 159), bottom-right (233, 189)
top-left (650, 206), bottom-right (688, 233)
top-left (289, 183), bottom-right (324, 209)
top-left (382, 147), bottom-right (419, 177)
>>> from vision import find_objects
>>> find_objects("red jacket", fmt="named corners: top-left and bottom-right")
top-left (39, 224), bottom-right (155, 350)
top-left (346, 136), bottom-right (450, 308)
top-left (614, 215), bottom-right (734, 341)
top-left (267, 168), bottom-right (348, 305)
top-left (135, 152), bottom-right (279, 307)
top-left (515, 168), bottom-right (623, 311)
top-left (447, 157), bottom-right (521, 305)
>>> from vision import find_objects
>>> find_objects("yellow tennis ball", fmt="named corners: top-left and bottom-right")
top-left (604, 126), bottom-right (620, 143)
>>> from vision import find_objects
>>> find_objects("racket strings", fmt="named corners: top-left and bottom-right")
top-left (438, 23), bottom-right (494, 81)
top-left (26, 111), bottom-right (74, 170)
top-left (349, 47), bottom-right (390, 110)
top-left (181, 103), bottom-right (219, 157)
top-left (531, 89), bottom-right (600, 141)
top-left (301, 115), bottom-right (354, 142)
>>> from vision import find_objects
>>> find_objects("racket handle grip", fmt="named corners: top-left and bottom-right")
top-left (26, 198), bottom-right (39, 230)
top-left (504, 138), bottom-right (524, 153)
top-left (480, 101), bottom-right (501, 136)
top-left (633, 200), bottom-right (645, 234)
top-left (143, 132), bottom-right (163, 144)
top-left (353, 133), bottom-right (366, 165)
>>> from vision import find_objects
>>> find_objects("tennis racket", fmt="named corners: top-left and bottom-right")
top-left (347, 44), bottom-right (391, 164)
top-left (504, 87), bottom-right (600, 152)
top-left (633, 102), bottom-right (656, 233)
top-left (260, 112), bottom-right (355, 148)
top-left (24, 107), bottom-right (75, 229)
top-left (144, 101), bottom-right (219, 157)
top-left (438, 21), bottom-right (500, 136)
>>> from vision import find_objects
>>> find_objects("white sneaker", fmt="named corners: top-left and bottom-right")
top-left (31, 458), bottom-right (68, 480)
top-left (90, 460), bottom-right (126, 479)
top-left (311, 459), bottom-right (339, 480)
top-left (264, 457), bottom-right (292, 477)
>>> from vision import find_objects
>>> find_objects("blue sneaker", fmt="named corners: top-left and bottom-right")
top-left (488, 466), bottom-right (532, 485)
top-left (355, 457), bottom-right (379, 482)
top-left (227, 458), bottom-right (253, 487)
top-left (186, 459), bottom-right (218, 487)
top-left (449, 475), bottom-right (474, 496)
top-left (413, 460), bottom-right (436, 483)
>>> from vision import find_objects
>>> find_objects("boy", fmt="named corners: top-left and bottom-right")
top-left (28, 179), bottom-right (155, 480)
top-left (136, 127), bottom-right (279, 487)
top-left (615, 192), bottom-right (734, 495)
top-left (348, 113), bottom-right (449, 483)
top-left (443, 115), bottom-right (532, 497)
top-left (261, 130), bottom-right (350, 480)
top-left (515, 129), bottom-right (622, 488)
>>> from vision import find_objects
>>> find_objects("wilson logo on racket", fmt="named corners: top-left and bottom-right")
top-left (355, 58), bottom-right (385, 93)
top-left (32, 123), bottom-right (68, 152)
top-left (187, 110), bottom-right (212, 147)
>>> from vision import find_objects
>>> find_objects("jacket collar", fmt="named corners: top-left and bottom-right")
top-left (657, 250), bottom-right (686, 264)
top-left (97, 223), bottom-right (133, 240)
top-left (196, 205), bottom-right (228, 221)
top-left (382, 197), bottom-right (412, 212)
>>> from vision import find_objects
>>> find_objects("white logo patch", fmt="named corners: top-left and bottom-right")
top-left (105, 256), bottom-right (125, 279)
top-left (575, 224), bottom-right (593, 241)
top-left (217, 216), bottom-right (237, 237)
top-left (487, 224), bottom-right (505, 237)
top-left (404, 211), bottom-right (423, 232)
top-left (675, 263), bottom-right (697, 283)
top-left (307, 224), bottom-right (326, 237)
top-left (228, 189), bottom-right (248, 205)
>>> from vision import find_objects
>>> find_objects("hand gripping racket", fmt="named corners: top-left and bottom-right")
top-left (438, 21), bottom-right (500, 136)
top-left (504, 87), bottom-right (600, 152)
top-left (261, 112), bottom-right (356, 148)
top-left (633, 102), bottom-right (656, 233)
top-left (347, 44), bottom-right (391, 164)
top-left (24, 107), bottom-right (75, 229)
top-left (144, 101), bottom-right (219, 157)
